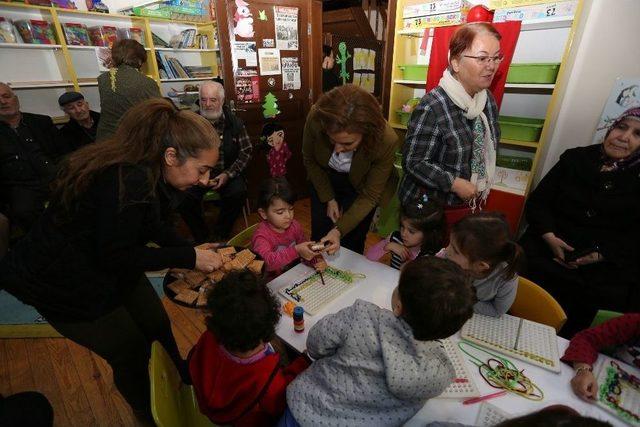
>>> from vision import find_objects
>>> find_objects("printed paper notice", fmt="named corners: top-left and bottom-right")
top-left (258, 48), bottom-right (281, 75)
top-left (233, 41), bottom-right (257, 67)
top-left (274, 6), bottom-right (299, 50)
top-left (281, 57), bottom-right (301, 90)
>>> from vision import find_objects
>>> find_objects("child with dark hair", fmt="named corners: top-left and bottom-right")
top-left (251, 178), bottom-right (325, 274)
top-left (261, 122), bottom-right (291, 178)
top-left (439, 211), bottom-right (524, 317)
top-left (283, 257), bottom-right (475, 426)
top-left (366, 196), bottom-right (445, 269)
top-left (189, 270), bottom-right (309, 427)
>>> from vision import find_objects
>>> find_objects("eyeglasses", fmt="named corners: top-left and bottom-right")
top-left (463, 54), bottom-right (504, 65)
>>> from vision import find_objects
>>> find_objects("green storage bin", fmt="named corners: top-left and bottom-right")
top-left (506, 63), bottom-right (560, 84)
top-left (398, 64), bottom-right (429, 81)
top-left (498, 116), bottom-right (544, 142)
top-left (496, 155), bottom-right (532, 171)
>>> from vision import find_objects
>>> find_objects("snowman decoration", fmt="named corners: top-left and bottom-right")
top-left (234, 0), bottom-right (254, 38)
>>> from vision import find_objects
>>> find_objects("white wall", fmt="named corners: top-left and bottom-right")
top-left (532, 0), bottom-right (640, 185)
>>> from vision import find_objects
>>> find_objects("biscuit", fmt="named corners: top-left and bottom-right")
top-left (247, 259), bottom-right (264, 275)
top-left (207, 270), bottom-right (225, 282)
top-left (234, 249), bottom-right (256, 268)
top-left (174, 289), bottom-right (199, 305)
top-left (216, 246), bottom-right (237, 257)
top-left (167, 279), bottom-right (190, 295)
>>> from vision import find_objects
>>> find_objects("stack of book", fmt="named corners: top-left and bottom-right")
top-left (156, 51), bottom-right (212, 79)
top-left (184, 65), bottom-right (212, 78)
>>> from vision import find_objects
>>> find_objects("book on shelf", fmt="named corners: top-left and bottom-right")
top-left (152, 32), bottom-right (170, 47)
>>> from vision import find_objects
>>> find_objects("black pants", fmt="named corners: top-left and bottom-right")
top-left (1, 186), bottom-right (47, 233)
top-left (178, 177), bottom-right (247, 243)
top-left (0, 392), bottom-right (53, 427)
top-left (0, 213), bottom-right (8, 260)
top-left (520, 232), bottom-right (639, 338)
top-left (310, 170), bottom-right (376, 254)
top-left (47, 276), bottom-right (183, 415)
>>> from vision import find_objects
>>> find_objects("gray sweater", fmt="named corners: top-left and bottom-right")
top-left (287, 299), bottom-right (454, 427)
top-left (472, 262), bottom-right (518, 317)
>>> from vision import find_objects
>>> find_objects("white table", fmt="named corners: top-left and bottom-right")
top-left (266, 248), bottom-right (634, 426)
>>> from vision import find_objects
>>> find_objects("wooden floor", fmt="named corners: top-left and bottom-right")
top-left (0, 198), bottom-right (383, 427)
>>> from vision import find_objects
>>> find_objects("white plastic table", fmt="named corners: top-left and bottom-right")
top-left (266, 248), bottom-right (634, 426)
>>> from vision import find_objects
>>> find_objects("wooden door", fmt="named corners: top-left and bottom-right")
top-left (214, 0), bottom-right (316, 202)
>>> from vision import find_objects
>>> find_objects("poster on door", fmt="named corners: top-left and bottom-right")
top-left (274, 6), bottom-right (299, 50)
top-left (281, 57), bottom-right (301, 90)
top-left (258, 48), bottom-right (282, 75)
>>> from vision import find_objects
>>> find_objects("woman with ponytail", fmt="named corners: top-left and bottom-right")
top-left (0, 98), bottom-right (222, 421)
top-left (438, 211), bottom-right (523, 317)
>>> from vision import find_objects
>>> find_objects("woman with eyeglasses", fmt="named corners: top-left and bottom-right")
top-left (303, 84), bottom-right (398, 254)
top-left (0, 98), bottom-right (222, 423)
top-left (399, 23), bottom-right (502, 223)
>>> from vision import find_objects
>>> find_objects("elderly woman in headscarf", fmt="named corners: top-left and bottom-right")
top-left (520, 107), bottom-right (640, 337)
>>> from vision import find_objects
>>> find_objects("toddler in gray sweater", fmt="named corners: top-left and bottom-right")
top-left (285, 257), bottom-right (476, 427)
top-left (440, 212), bottom-right (524, 317)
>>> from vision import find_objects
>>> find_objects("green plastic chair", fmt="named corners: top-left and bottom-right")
top-left (590, 310), bottom-right (624, 328)
top-left (149, 341), bottom-right (217, 427)
top-left (374, 154), bottom-right (404, 237)
top-left (227, 223), bottom-right (259, 248)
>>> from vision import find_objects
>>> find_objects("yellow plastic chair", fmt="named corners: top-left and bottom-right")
top-left (590, 310), bottom-right (623, 328)
top-left (227, 223), bottom-right (259, 248)
top-left (509, 277), bottom-right (567, 333)
top-left (149, 341), bottom-right (217, 427)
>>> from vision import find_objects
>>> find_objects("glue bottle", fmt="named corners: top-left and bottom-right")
top-left (293, 306), bottom-right (304, 333)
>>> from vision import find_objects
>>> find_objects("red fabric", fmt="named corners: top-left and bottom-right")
top-left (423, 21), bottom-right (522, 110)
top-left (267, 142), bottom-right (292, 178)
top-left (561, 313), bottom-right (640, 368)
top-left (189, 330), bottom-right (309, 427)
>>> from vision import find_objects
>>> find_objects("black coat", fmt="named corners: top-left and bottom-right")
top-left (58, 110), bottom-right (100, 153)
top-left (0, 164), bottom-right (195, 321)
top-left (0, 113), bottom-right (61, 190)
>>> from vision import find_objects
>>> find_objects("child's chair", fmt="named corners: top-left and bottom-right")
top-left (509, 277), bottom-right (567, 332)
top-left (590, 310), bottom-right (623, 328)
top-left (149, 341), bottom-right (217, 427)
top-left (227, 223), bottom-right (259, 248)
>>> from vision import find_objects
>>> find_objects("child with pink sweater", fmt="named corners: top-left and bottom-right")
top-left (251, 178), bottom-right (325, 275)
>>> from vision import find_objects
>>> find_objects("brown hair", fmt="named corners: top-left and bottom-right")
top-left (111, 39), bottom-right (147, 69)
top-left (449, 22), bottom-right (501, 63)
top-left (53, 98), bottom-right (219, 213)
top-left (451, 211), bottom-right (523, 280)
top-left (313, 84), bottom-right (386, 150)
top-left (399, 257), bottom-right (475, 341)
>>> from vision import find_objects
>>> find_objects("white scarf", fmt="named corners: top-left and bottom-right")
top-left (439, 68), bottom-right (496, 207)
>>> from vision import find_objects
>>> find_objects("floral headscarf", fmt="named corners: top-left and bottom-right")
top-left (601, 107), bottom-right (640, 172)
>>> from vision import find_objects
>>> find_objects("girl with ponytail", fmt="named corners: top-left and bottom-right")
top-left (438, 211), bottom-right (524, 317)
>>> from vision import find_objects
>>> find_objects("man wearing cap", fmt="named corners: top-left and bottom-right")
top-left (58, 91), bottom-right (100, 153)
top-left (0, 82), bottom-right (61, 235)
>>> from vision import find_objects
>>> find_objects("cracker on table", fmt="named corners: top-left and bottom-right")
top-left (184, 271), bottom-right (207, 287)
top-left (174, 289), bottom-right (199, 305)
top-left (221, 255), bottom-right (233, 264)
top-left (196, 289), bottom-right (208, 307)
top-left (234, 249), bottom-right (256, 268)
top-left (167, 279), bottom-right (191, 295)
top-left (207, 269), bottom-right (225, 282)
top-left (247, 259), bottom-right (264, 275)
top-left (216, 246), bottom-right (237, 257)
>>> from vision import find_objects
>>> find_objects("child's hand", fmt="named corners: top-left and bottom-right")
top-left (195, 249), bottom-right (222, 272)
top-left (385, 242), bottom-right (410, 261)
top-left (571, 365), bottom-right (597, 401)
top-left (295, 241), bottom-right (317, 261)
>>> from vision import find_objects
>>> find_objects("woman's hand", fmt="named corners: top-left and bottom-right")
top-left (295, 241), bottom-right (318, 261)
top-left (542, 232), bottom-right (574, 263)
top-left (194, 249), bottom-right (222, 272)
top-left (571, 364), bottom-right (597, 401)
top-left (451, 178), bottom-right (477, 201)
top-left (385, 242), bottom-right (410, 261)
top-left (572, 252), bottom-right (604, 267)
top-left (320, 228), bottom-right (341, 255)
top-left (195, 242), bottom-right (220, 251)
top-left (326, 199), bottom-right (341, 223)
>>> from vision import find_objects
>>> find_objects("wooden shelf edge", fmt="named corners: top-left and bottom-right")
top-left (393, 79), bottom-right (426, 85)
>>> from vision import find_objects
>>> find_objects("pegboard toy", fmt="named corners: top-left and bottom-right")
top-left (475, 401), bottom-right (511, 426)
top-left (278, 267), bottom-right (363, 315)
top-left (439, 338), bottom-right (479, 398)
top-left (461, 313), bottom-right (561, 373)
top-left (596, 360), bottom-right (640, 426)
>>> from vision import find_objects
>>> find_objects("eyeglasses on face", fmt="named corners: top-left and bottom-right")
top-left (463, 54), bottom-right (504, 65)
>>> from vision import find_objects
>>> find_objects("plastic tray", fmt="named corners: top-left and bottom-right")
top-left (398, 64), bottom-right (428, 81)
top-left (506, 63), bottom-right (560, 84)
top-left (498, 115), bottom-right (544, 142)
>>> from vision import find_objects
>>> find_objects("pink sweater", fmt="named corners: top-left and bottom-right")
top-left (251, 220), bottom-right (307, 273)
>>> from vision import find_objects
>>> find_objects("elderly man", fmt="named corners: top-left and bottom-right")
top-left (0, 83), bottom-right (60, 235)
top-left (58, 91), bottom-right (100, 153)
top-left (178, 81), bottom-right (253, 242)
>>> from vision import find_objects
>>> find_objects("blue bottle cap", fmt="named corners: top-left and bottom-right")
top-left (293, 306), bottom-right (304, 317)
